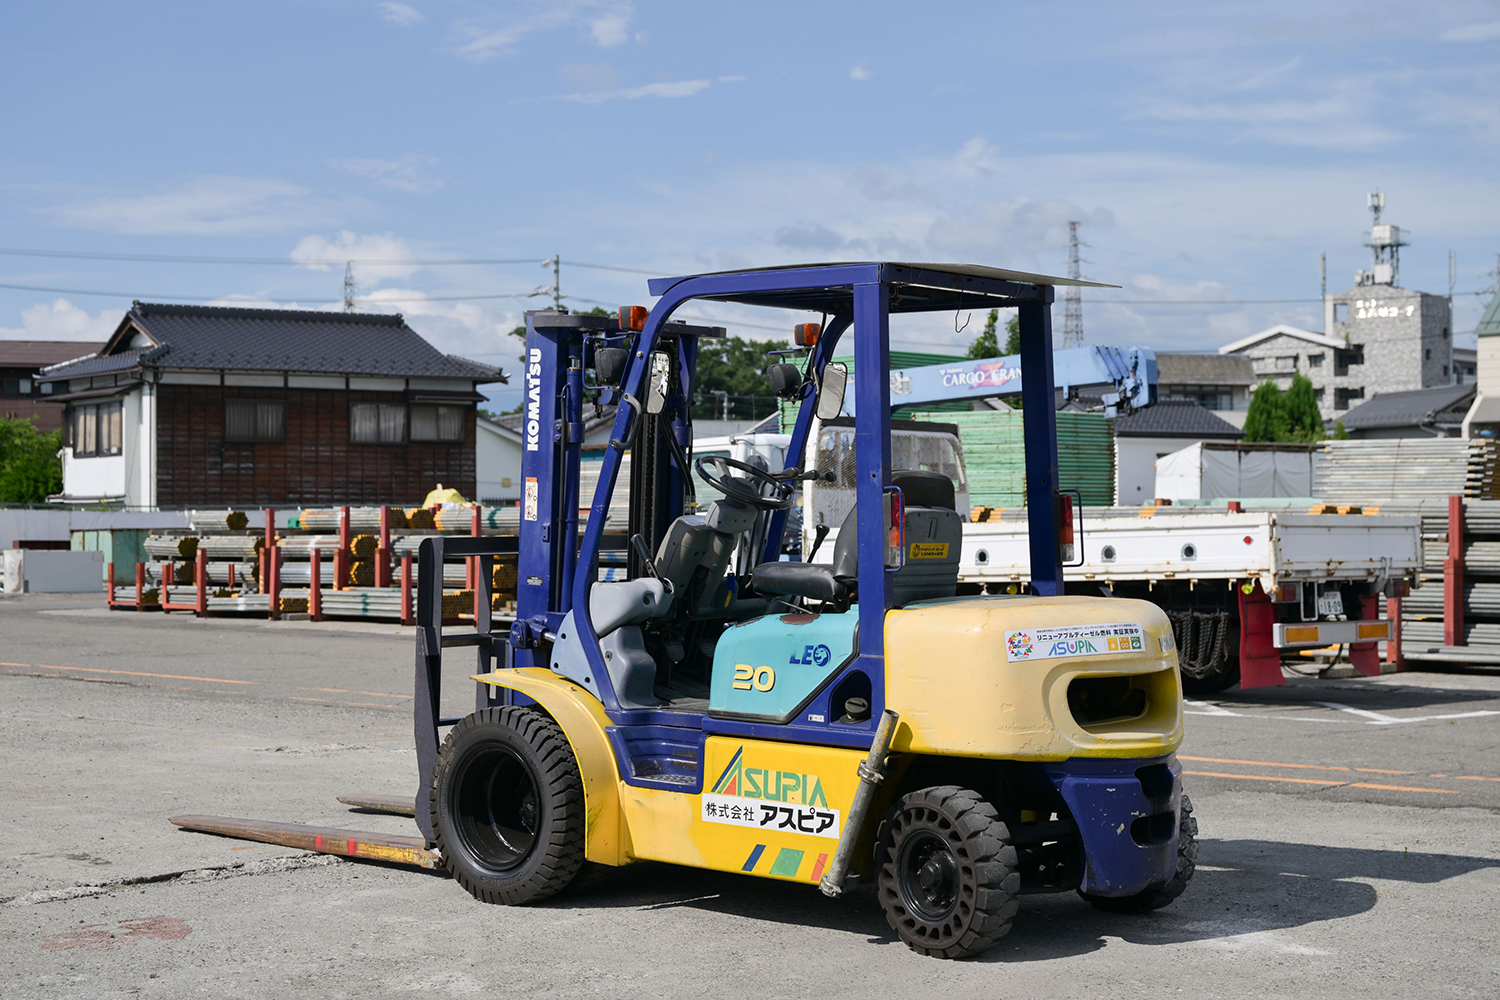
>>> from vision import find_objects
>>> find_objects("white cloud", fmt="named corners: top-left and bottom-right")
top-left (0, 298), bottom-right (119, 343)
top-left (290, 231), bottom-right (421, 286)
top-left (52, 176), bottom-right (329, 236)
top-left (378, 2), bottom-right (424, 25)
top-left (1441, 20), bottom-right (1500, 41)
top-left (359, 289), bottom-right (517, 378)
top-left (849, 65), bottom-right (870, 82)
top-left (554, 79), bottom-right (711, 103)
top-left (457, 1), bottom-right (635, 60)
top-left (334, 154), bottom-right (442, 194)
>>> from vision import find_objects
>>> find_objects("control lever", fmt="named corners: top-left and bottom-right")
top-left (806, 523), bottom-right (831, 562)
top-left (631, 533), bottom-right (672, 592)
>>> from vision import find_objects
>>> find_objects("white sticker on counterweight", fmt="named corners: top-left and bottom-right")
top-left (1005, 622), bottom-right (1146, 662)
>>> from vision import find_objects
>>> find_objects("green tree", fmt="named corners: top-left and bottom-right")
top-left (0, 416), bottom-right (63, 503)
top-left (694, 334), bottom-right (790, 418)
top-left (1332, 419), bottom-right (1350, 440)
top-left (1242, 380), bottom-right (1288, 442)
top-left (967, 309), bottom-right (1021, 359)
top-left (1281, 373), bottom-right (1325, 443)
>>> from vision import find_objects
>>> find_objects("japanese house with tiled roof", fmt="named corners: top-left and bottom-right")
top-left (36, 302), bottom-right (504, 508)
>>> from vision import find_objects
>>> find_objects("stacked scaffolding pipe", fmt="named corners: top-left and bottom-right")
top-left (296, 507), bottom-right (409, 533)
top-left (189, 510), bottom-right (250, 532)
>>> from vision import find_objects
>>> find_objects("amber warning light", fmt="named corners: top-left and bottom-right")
top-left (795, 322), bottom-right (821, 347)
top-left (618, 305), bottom-right (648, 331)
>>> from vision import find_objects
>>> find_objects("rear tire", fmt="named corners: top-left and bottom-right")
top-left (1081, 793), bottom-right (1197, 914)
top-left (1181, 661), bottom-right (1239, 696)
top-left (431, 706), bottom-right (585, 904)
top-left (875, 785), bottom-right (1020, 959)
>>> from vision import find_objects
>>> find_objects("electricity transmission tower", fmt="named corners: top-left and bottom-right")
top-left (342, 262), bottom-right (356, 312)
top-left (1062, 221), bottom-right (1085, 347)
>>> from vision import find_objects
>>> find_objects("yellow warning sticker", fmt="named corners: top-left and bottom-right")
top-left (908, 542), bottom-right (950, 559)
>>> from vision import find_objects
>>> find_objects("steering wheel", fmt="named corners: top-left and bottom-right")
top-left (694, 455), bottom-right (796, 511)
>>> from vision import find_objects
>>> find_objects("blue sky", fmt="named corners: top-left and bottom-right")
top-left (3, 1), bottom-right (1499, 410)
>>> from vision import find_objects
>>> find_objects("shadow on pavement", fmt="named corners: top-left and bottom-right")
top-left (544, 837), bottom-right (1500, 961)
top-left (1210, 677), bottom-right (1500, 713)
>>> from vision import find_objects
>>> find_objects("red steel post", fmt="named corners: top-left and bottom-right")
top-left (401, 554), bottom-right (413, 626)
top-left (227, 562), bottom-right (236, 590)
top-left (106, 561), bottom-right (116, 608)
top-left (470, 505), bottom-right (482, 615)
top-left (135, 561), bottom-right (145, 608)
top-left (1444, 495), bottom-right (1465, 646)
top-left (1387, 594), bottom-right (1404, 668)
top-left (268, 545), bottom-right (282, 620)
top-left (195, 549), bottom-right (208, 616)
top-left (309, 548), bottom-right (323, 621)
top-left (263, 507), bottom-right (275, 593)
top-left (376, 506), bottom-right (391, 589)
top-left (162, 561), bottom-right (174, 612)
top-left (336, 505), bottom-right (352, 590)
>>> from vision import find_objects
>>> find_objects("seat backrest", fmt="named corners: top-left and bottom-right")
top-left (826, 469), bottom-right (962, 605)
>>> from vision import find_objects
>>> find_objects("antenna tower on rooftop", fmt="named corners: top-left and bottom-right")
top-left (1062, 221), bottom-right (1085, 347)
top-left (342, 261), bottom-right (356, 312)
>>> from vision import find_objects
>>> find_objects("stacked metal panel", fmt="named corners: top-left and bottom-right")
top-left (900, 409), bottom-right (1116, 508)
top-left (1398, 498), bottom-right (1500, 659)
top-left (1313, 439), bottom-right (1498, 502)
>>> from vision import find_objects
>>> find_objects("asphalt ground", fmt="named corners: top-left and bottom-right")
top-left (2, 595), bottom-right (1498, 998)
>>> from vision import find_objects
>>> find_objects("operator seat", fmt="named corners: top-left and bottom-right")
top-left (751, 470), bottom-right (964, 608)
top-left (654, 479), bottom-right (763, 614)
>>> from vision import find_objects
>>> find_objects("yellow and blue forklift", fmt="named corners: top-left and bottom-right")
top-left (180, 262), bottom-right (1194, 959)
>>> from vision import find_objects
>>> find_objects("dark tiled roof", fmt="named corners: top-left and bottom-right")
top-left (0, 340), bottom-right (106, 368)
top-left (1156, 352), bottom-right (1256, 386)
top-left (40, 302), bottom-right (502, 383)
top-left (39, 347), bottom-right (154, 379)
top-left (1341, 383), bottom-right (1476, 430)
top-left (1114, 398), bottom-right (1243, 438)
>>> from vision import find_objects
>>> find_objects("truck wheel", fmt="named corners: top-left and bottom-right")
top-left (1080, 793), bottom-right (1197, 914)
top-left (431, 706), bottom-right (585, 904)
top-left (875, 785), bottom-right (1020, 959)
top-left (1180, 661), bottom-right (1239, 696)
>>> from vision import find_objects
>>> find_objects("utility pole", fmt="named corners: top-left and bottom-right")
top-left (1449, 250), bottom-right (1457, 299)
top-left (546, 255), bottom-right (561, 310)
top-left (1062, 221), bottom-right (1084, 348)
top-left (342, 261), bottom-right (356, 312)
top-left (1320, 252), bottom-right (1327, 300)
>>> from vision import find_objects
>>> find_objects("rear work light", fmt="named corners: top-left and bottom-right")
top-left (884, 488), bottom-right (905, 569)
top-left (795, 322), bottom-right (821, 347)
top-left (1058, 493), bottom-right (1076, 563)
top-left (618, 305), bottom-right (648, 331)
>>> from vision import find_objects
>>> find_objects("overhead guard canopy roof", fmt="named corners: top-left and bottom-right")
top-left (646, 261), bottom-right (1118, 315)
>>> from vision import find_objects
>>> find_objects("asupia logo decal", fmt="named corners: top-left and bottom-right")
top-left (702, 746), bottom-right (841, 839)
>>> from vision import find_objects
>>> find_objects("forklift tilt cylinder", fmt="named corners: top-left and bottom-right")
top-left (819, 709), bottom-right (900, 898)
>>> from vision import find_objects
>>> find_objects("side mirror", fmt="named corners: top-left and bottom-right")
top-left (816, 361), bottom-right (847, 420)
top-left (767, 363), bottom-right (803, 400)
top-left (593, 347), bottom-right (627, 387)
top-left (645, 350), bottom-right (671, 415)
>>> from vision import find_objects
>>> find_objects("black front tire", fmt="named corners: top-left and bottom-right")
top-left (431, 706), bottom-right (586, 904)
top-left (875, 785), bottom-right (1020, 959)
top-left (1081, 793), bottom-right (1198, 914)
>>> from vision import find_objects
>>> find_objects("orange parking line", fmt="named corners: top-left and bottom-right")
top-left (1180, 755), bottom-right (1417, 776)
top-left (1351, 782), bottom-right (1457, 795)
top-left (26, 663), bottom-right (254, 685)
top-left (1455, 776), bottom-right (1500, 783)
top-left (1183, 770), bottom-right (1342, 786)
top-left (1180, 755), bottom-right (1351, 772)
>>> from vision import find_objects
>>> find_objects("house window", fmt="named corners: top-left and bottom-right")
top-left (1335, 387), bottom-right (1365, 411)
top-left (69, 400), bottom-right (123, 457)
top-left (224, 400), bottom-right (286, 443)
top-left (1315, 387), bottom-right (1325, 403)
top-left (2, 377), bottom-right (32, 395)
top-left (410, 404), bottom-right (465, 442)
top-left (1275, 355), bottom-right (1298, 371)
top-left (1308, 353), bottom-right (1323, 367)
top-left (1171, 384), bottom-right (1234, 410)
top-left (1334, 344), bottom-right (1364, 376)
top-left (1425, 348), bottom-right (1432, 360)
top-left (351, 402), bottom-right (407, 443)
top-left (1444, 365), bottom-right (1449, 377)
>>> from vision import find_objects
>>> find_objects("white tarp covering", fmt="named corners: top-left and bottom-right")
top-left (1153, 442), bottom-right (1316, 500)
